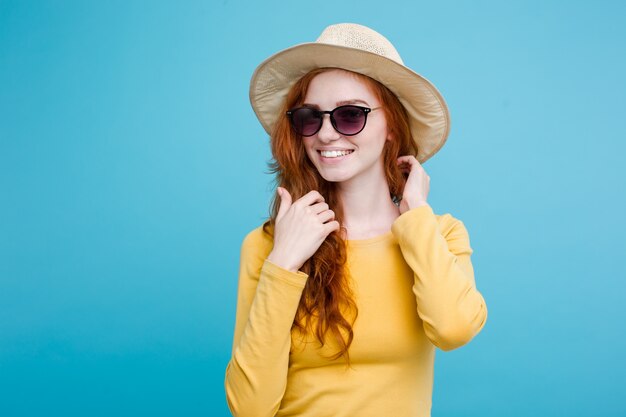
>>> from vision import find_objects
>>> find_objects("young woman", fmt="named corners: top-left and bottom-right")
top-left (225, 23), bottom-right (488, 417)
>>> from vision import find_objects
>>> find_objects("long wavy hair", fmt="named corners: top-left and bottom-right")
top-left (263, 67), bottom-right (418, 364)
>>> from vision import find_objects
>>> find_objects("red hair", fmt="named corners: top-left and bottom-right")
top-left (263, 68), bottom-right (418, 364)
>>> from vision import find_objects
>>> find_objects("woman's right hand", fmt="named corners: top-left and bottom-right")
top-left (266, 187), bottom-right (340, 273)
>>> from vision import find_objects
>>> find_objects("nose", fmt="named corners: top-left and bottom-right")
top-left (316, 114), bottom-right (341, 143)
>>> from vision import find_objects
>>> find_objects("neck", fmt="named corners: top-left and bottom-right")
top-left (336, 165), bottom-right (400, 240)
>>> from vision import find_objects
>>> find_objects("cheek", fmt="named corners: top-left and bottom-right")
top-left (367, 120), bottom-right (390, 146)
top-left (302, 140), bottom-right (316, 160)
top-left (369, 126), bottom-right (389, 149)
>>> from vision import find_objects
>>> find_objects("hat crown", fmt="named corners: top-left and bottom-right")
top-left (315, 23), bottom-right (404, 65)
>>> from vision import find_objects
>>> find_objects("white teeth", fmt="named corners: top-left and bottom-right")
top-left (320, 150), bottom-right (353, 158)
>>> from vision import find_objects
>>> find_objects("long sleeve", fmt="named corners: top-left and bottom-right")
top-left (225, 228), bottom-right (308, 417)
top-left (391, 205), bottom-right (488, 351)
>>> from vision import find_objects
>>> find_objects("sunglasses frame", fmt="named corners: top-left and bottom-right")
top-left (286, 105), bottom-right (381, 137)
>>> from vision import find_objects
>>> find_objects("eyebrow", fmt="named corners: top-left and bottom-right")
top-left (301, 99), bottom-right (371, 108)
top-left (337, 99), bottom-right (370, 106)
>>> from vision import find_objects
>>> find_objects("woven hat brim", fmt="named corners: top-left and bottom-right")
top-left (250, 42), bottom-right (450, 163)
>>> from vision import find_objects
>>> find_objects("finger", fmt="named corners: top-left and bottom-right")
top-left (317, 209), bottom-right (335, 223)
top-left (296, 190), bottom-right (325, 207)
top-left (309, 202), bottom-right (329, 214)
top-left (396, 155), bottom-right (421, 168)
top-left (397, 155), bottom-right (428, 177)
top-left (276, 187), bottom-right (292, 222)
top-left (398, 163), bottom-right (411, 173)
top-left (323, 220), bottom-right (341, 234)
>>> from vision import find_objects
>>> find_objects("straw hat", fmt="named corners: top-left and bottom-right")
top-left (249, 23), bottom-right (451, 163)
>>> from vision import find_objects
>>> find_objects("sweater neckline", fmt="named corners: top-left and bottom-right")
top-left (346, 231), bottom-right (395, 247)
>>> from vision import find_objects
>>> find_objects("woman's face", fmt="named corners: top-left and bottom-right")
top-left (301, 69), bottom-right (389, 186)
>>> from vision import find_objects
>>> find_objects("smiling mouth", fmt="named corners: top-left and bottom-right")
top-left (318, 150), bottom-right (354, 158)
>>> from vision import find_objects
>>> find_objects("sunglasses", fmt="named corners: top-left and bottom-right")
top-left (286, 105), bottom-right (381, 137)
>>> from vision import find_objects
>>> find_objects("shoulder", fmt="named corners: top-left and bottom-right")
top-left (435, 212), bottom-right (468, 236)
top-left (435, 212), bottom-right (473, 255)
top-left (239, 222), bottom-right (275, 273)
top-left (241, 223), bottom-right (273, 248)
top-left (392, 206), bottom-right (473, 256)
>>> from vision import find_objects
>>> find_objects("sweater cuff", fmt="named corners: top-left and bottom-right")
top-left (261, 259), bottom-right (309, 288)
top-left (391, 205), bottom-right (436, 236)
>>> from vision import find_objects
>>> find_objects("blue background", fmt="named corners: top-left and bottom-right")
top-left (1, 1), bottom-right (625, 416)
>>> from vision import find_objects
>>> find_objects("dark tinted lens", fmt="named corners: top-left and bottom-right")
top-left (333, 106), bottom-right (366, 135)
top-left (291, 108), bottom-right (322, 136)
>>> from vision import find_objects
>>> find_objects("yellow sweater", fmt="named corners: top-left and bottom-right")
top-left (225, 205), bottom-right (488, 417)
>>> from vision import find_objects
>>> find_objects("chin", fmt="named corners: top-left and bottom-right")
top-left (317, 169), bottom-right (353, 183)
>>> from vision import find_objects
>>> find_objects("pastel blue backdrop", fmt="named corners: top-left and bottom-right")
top-left (1, 1), bottom-right (625, 416)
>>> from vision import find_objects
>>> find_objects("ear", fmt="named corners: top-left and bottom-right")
top-left (386, 128), bottom-right (394, 142)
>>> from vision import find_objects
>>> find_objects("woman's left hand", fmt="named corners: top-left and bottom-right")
top-left (397, 155), bottom-right (430, 214)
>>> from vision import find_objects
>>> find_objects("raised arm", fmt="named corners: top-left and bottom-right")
top-left (224, 228), bottom-right (308, 417)
top-left (391, 205), bottom-right (488, 351)
top-left (225, 188), bottom-right (339, 416)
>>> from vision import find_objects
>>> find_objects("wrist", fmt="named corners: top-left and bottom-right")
top-left (267, 251), bottom-right (301, 273)
top-left (406, 198), bottom-right (428, 210)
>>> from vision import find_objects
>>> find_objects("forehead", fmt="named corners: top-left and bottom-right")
top-left (303, 69), bottom-right (378, 106)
